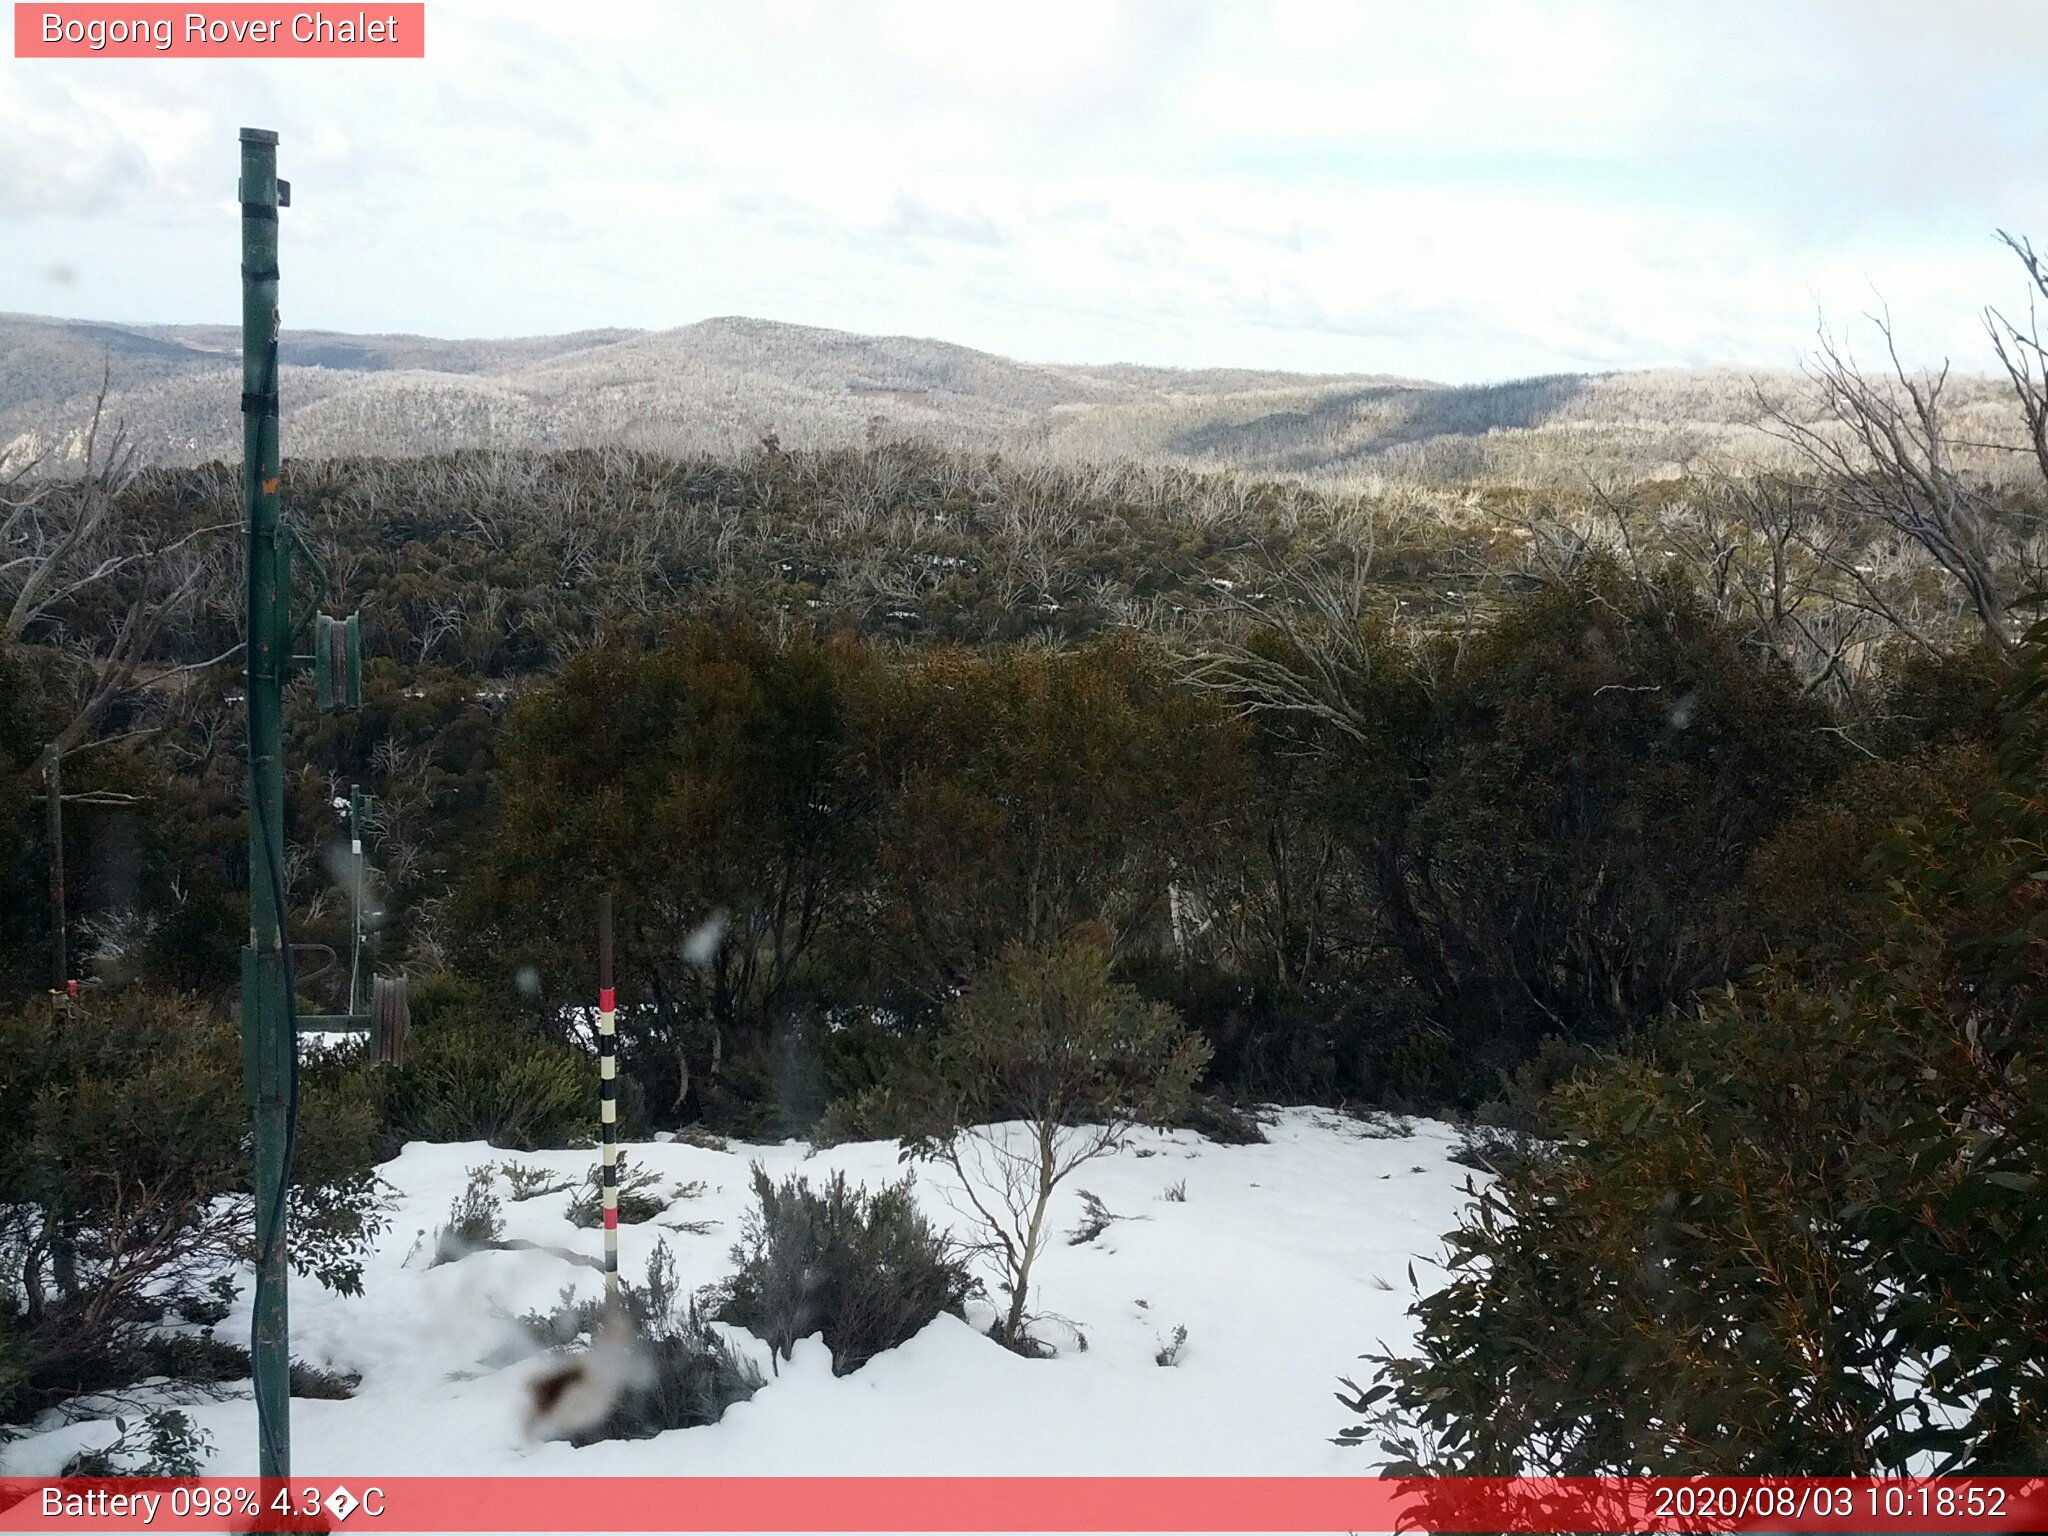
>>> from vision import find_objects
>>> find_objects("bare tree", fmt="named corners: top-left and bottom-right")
top-left (0, 383), bottom-right (233, 987)
top-left (1986, 229), bottom-right (2048, 496)
top-left (1763, 311), bottom-right (2024, 659)
top-left (896, 933), bottom-right (1208, 1350)
top-left (1179, 550), bottom-right (1411, 748)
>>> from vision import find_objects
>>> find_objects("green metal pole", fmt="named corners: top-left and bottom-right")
top-left (239, 125), bottom-right (291, 1483)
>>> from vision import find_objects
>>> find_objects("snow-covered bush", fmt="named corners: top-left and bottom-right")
top-left (713, 1164), bottom-right (976, 1376)
top-left (566, 1154), bottom-right (671, 1228)
top-left (525, 1240), bottom-right (762, 1444)
top-left (431, 1165), bottom-right (506, 1265)
top-left (500, 1161), bottom-right (574, 1202)
top-left (61, 1410), bottom-right (212, 1477)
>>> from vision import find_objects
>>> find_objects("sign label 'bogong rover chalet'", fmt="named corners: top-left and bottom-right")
top-left (13, 4), bottom-right (427, 56)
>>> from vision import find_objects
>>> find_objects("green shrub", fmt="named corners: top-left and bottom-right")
top-left (893, 930), bottom-right (1208, 1347)
top-left (383, 982), bottom-right (597, 1150)
top-left (62, 1410), bottom-right (213, 1477)
top-left (1356, 634), bottom-right (2048, 1476)
top-left (0, 988), bottom-right (384, 1424)
top-left (714, 1164), bottom-right (977, 1375)
top-left (809, 1083), bottom-right (917, 1148)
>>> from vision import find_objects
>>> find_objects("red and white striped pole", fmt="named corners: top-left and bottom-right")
top-left (597, 892), bottom-right (619, 1303)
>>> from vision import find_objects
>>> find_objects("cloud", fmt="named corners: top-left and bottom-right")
top-left (0, 75), bottom-right (155, 216)
top-left (2, 1), bottom-right (2043, 381)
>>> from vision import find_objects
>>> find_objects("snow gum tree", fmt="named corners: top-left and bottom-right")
top-left (891, 929), bottom-right (1209, 1349)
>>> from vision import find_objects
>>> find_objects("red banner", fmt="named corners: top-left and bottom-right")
top-left (1, 1477), bottom-right (2046, 1532)
top-left (13, 5), bottom-right (425, 58)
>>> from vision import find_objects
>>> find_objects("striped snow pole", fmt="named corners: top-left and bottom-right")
top-left (597, 892), bottom-right (619, 1302)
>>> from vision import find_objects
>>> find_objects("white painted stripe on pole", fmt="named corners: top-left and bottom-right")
top-left (603, 1141), bottom-right (619, 1166)
top-left (600, 1055), bottom-right (616, 1079)
top-left (600, 1099), bottom-right (616, 1123)
top-left (598, 1008), bottom-right (616, 1035)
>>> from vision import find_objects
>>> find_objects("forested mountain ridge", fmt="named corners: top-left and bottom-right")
top-left (9, 309), bottom-right (2024, 488)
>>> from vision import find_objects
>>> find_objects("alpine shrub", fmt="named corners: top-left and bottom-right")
top-left (715, 1163), bottom-right (976, 1375)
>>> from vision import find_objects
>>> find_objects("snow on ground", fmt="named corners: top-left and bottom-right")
top-left (3, 1108), bottom-right (1479, 1479)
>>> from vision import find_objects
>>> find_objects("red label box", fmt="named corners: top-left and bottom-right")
top-left (13, 4), bottom-right (425, 57)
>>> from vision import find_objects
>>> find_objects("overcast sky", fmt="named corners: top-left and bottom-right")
top-left (4, 1), bottom-right (2046, 382)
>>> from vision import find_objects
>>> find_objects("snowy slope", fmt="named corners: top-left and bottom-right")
top-left (3, 1109), bottom-right (1478, 1479)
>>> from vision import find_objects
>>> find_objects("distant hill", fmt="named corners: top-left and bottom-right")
top-left (0, 311), bottom-right (2023, 488)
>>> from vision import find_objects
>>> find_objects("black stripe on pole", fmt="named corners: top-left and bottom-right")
top-left (598, 891), bottom-right (618, 1295)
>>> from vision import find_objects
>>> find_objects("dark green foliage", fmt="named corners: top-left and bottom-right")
top-left (1378, 564), bottom-right (1840, 1085)
top-left (2, 443), bottom-right (2001, 1142)
top-left (0, 644), bottom-right (56, 999)
top-left (898, 930), bottom-right (1213, 1141)
top-left (455, 618), bottom-right (875, 1127)
top-left (1361, 628), bottom-right (2048, 1474)
top-left (61, 1409), bottom-right (213, 1477)
top-left (715, 1163), bottom-right (977, 1375)
top-left (1736, 740), bottom-right (1995, 978)
top-left (853, 637), bottom-right (1248, 1000)
top-left (0, 988), bottom-right (385, 1425)
top-left (380, 977), bottom-right (598, 1150)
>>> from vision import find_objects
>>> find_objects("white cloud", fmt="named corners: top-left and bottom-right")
top-left (1, 0), bottom-right (2043, 380)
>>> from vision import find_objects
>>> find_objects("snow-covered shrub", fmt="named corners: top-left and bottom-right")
top-left (566, 1154), bottom-right (670, 1228)
top-left (286, 1362), bottom-right (361, 1399)
top-left (500, 1161), bottom-right (574, 1202)
top-left (431, 1165), bottom-right (506, 1265)
top-left (714, 1163), bottom-right (976, 1376)
top-left (1178, 1095), bottom-right (1265, 1146)
top-left (1065, 1190), bottom-right (1126, 1245)
top-left (525, 1241), bottom-right (762, 1444)
top-left (62, 1410), bottom-right (212, 1477)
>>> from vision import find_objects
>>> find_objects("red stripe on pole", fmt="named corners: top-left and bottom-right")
top-left (599, 987), bottom-right (615, 1013)
top-left (3, 1477), bottom-right (2045, 1532)
top-left (602, 1206), bottom-right (619, 1230)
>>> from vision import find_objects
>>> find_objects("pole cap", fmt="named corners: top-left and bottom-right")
top-left (239, 127), bottom-right (280, 145)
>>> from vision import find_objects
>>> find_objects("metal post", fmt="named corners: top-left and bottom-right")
top-left (347, 784), bottom-right (365, 1018)
top-left (598, 893), bottom-right (619, 1302)
top-left (238, 125), bottom-right (292, 1483)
